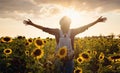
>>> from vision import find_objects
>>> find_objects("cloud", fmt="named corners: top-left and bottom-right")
top-left (0, 0), bottom-right (120, 19)
top-left (0, 0), bottom-right (60, 19)
top-left (82, 0), bottom-right (120, 12)
top-left (33, 0), bottom-right (120, 12)
top-left (0, 0), bottom-right (38, 12)
top-left (0, 0), bottom-right (38, 19)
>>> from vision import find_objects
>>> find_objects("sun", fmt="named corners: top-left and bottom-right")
top-left (61, 8), bottom-right (81, 25)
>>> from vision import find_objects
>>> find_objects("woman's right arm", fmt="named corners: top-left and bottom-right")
top-left (23, 19), bottom-right (58, 35)
top-left (23, 19), bottom-right (45, 30)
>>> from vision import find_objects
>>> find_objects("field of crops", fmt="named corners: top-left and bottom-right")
top-left (0, 35), bottom-right (120, 73)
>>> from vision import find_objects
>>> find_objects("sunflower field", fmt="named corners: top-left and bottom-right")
top-left (0, 35), bottom-right (120, 73)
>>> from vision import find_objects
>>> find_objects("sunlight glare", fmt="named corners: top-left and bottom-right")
top-left (61, 8), bottom-right (84, 28)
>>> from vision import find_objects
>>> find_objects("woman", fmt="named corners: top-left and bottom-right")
top-left (23, 16), bottom-right (107, 73)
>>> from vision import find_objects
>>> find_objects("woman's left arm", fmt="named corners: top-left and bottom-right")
top-left (72, 16), bottom-right (107, 35)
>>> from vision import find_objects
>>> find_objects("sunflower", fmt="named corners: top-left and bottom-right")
top-left (31, 48), bottom-right (44, 60)
top-left (1, 36), bottom-right (13, 43)
top-left (108, 55), bottom-right (120, 62)
top-left (92, 50), bottom-right (97, 55)
top-left (107, 65), bottom-right (112, 69)
top-left (34, 38), bottom-right (44, 48)
top-left (108, 56), bottom-right (114, 62)
top-left (87, 50), bottom-right (91, 54)
top-left (25, 38), bottom-right (33, 46)
top-left (57, 46), bottom-right (67, 59)
top-left (17, 36), bottom-right (25, 39)
top-left (3, 48), bottom-right (12, 55)
top-left (43, 40), bottom-right (46, 44)
top-left (25, 50), bottom-right (30, 56)
top-left (110, 55), bottom-right (120, 60)
top-left (77, 56), bottom-right (84, 64)
top-left (27, 38), bottom-right (33, 43)
top-left (116, 58), bottom-right (120, 63)
top-left (99, 52), bottom-right (105, 61)
top-left (25, 42), bottom-right (30, 46)
top-left (74, 67), bottom-right (82, 73)
top-left (79, 52), bottom-right (90, 61)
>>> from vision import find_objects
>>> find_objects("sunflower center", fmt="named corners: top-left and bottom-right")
top-left (17, 36), bottom-right (23, 39)
top-left (4, 37), bottom-right (10, 42)
top-left (28, 39), bottom-right (32, 42)
top-left (6, 50), bottom-right (10, 53)
top-left (100, 56), bottom-right (103, 59)
top-left (60, 49), bottom-right (65, 55)
top-left (75, 69), bottom-right (81, 73)
top-left (87, 51), bottom-right (91, 54)
top-left (44, 40), bottom-right (46, 43)
top-left (111, 56), bottom-right (120, 59)
top-left (82, 53), bottom-right (89, 59)
top-left (25, 42), bottom-right (29, 46)
top-left (26, 51), bottom-right (29, 54)
top-left (33, 49), bottom-right (41, 56)
top-left (78, 58), bottom-right (82, 62)
top-left (36, 40), bottom-right (43, 46)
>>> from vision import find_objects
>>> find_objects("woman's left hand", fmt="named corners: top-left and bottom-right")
top-left (96, 16), bottom-right (107, 22)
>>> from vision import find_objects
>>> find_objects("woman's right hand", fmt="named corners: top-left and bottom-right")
top-left (23, 19), bottom-right (33, 25)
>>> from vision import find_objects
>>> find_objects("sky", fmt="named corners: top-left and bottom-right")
top-left (0, 0), bottom-right (120, 38)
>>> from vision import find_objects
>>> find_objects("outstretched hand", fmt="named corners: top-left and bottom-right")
top-left (96, 16), bottom-right (107, 23)
top-left (23, 19), bottom-right (33, 25)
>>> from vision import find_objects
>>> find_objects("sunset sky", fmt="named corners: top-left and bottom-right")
top-left (0, 0), bottom-right (120, 38)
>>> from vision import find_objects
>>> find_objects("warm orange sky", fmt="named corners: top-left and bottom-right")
top-left (0, 0), bottom-right (120, 38)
